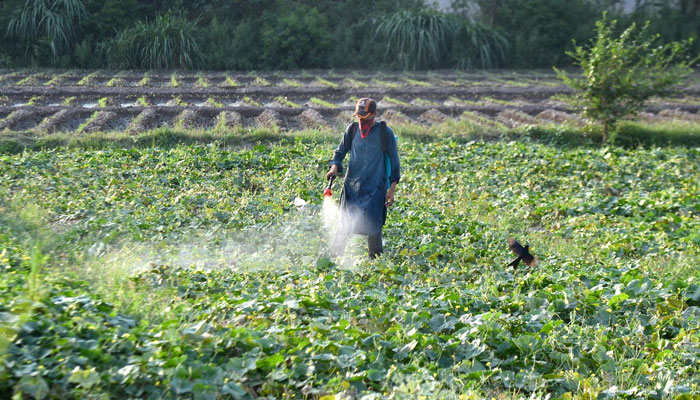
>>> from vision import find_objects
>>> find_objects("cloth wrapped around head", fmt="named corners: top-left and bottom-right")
top-left (353, 98), bottom-right (377, 120)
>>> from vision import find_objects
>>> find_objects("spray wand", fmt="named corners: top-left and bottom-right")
top-left (324, 175), bottom-right (336, 197)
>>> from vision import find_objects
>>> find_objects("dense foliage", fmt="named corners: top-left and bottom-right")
top-left (1, 137), bottom-right (699, 398)
top-left (0, 0), bottom-right (698, 70)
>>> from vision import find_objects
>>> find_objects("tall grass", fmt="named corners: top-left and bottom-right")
top-left (375, 10), bottom-right (458, 70)
top-left (7, 0), bottom-right (88, 58)
top-left (452, 21), bottom-right (509, 69)
top-left (107, 13), bottom-right (204, 70)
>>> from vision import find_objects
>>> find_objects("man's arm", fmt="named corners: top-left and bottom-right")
top-left (327, 123), bottom-right (354, 179)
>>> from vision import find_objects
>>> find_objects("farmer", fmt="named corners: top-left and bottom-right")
top-left (326, 98), bottom-right (401, 258)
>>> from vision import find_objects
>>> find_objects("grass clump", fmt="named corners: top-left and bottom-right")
top-left (252, 76), bottom-right (271, 86)
top-left (77, 71), bottom-right (98, 86)
top-left (242, 96), bottom-right (262, 107)
top-left (382, 96), bottom-right (410, 106)
top-left (196, 74), bottom-right (210, 88)
top-left (76, 111), bottom-right (100, 133)
top-left (170, 73), bottom-right (179, 87)
top-left (223, 77), bottom-right (238, 87)
top-left (282, 78), bottom-right (302, 87)
top-left (315, 77), bottom-right (338, 88)
top-left (206, 97), bottom-right (224, 108)
top-left (310, 97), bottom-right (337, 108)
top-left (344, 78), bottom-right (368, 88)
top-left (273, 96), bottom-right (299, 108)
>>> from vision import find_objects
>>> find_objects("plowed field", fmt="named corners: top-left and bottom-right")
top-left (2, 69), bottom-right (699, 135)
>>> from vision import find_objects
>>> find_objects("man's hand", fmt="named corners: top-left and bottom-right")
top-left (385, 189), bottom-right (395, 207)
top-left (385, 182), bottom-right (397, 207)
top-left (326, 164), bottom-right (338, 180)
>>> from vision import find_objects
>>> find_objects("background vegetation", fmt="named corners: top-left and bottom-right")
top-left (1, 0), bottom-right (698, 70)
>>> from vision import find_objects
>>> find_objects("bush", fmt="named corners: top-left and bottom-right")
top-left (451, 21), bottom-right (509, 69)
top-left (6, 0), bottom-right (88, 60)
top-left (222, 3), bottom-right (332, 71)
top-left (260, 5), bottom-right (331, 69)
top-left (200, 17), bottom-right (235, 70)
top-left (107, 13), bottom-right (204, 70)
top-left (556, 14), bottom-right (697, 143)
top-left (466, 0), bottom-right (599, 68)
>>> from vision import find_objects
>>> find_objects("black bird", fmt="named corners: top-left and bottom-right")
top-left (507, 238), bottom-right (537, 268)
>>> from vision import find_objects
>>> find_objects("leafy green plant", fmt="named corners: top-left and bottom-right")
top-left (375, 10), bottom-right (458, 70)
top-left (556, 14), bottom-right (697, 142)
top-left (107, 13), bottom-right (204, 69)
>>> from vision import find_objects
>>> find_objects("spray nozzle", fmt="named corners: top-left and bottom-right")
top-left (324, 175), bottom-right (336, 197)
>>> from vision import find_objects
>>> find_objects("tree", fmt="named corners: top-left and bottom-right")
top-left (556, 13), bottom-right (697, 143)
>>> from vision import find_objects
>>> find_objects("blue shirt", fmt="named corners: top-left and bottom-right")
top-left (331, 122), bottom-right (401, 235)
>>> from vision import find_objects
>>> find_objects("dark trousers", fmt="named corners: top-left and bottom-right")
top-left (332, 230), bottom-right (383, 259)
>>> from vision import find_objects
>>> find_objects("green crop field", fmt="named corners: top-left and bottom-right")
top-left (1, 125), bottom-right (699, 398)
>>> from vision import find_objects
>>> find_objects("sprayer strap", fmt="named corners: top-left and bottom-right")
top-left (348, 121), bottom-right (389, 153)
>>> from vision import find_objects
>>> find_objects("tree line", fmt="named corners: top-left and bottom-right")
top-left (0, 0), bottom-right (698, 70)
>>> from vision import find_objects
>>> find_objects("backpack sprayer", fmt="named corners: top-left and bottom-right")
top-left (324, 175), bottom-right (336, 197)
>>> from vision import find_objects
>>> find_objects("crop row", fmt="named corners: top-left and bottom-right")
top-left (3, 92), bottom-right (700, 110)
top-left (0, 69), bottom-right (567, 89)
top-left (1, 105), bottom-right (699, 135)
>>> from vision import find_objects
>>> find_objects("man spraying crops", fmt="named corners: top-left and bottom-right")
top-left (326, 98), bottom-right (401, 258)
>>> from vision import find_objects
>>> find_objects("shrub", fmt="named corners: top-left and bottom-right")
top-left (451, 21), bottom-right (509, 69)
top-left (107, 12), bottom-right (204, 70)
top-left (6, 0), bottom-right (88, 59)
top-left (375, 10), bottom-right (458, 70)
top-left (260, 5), bottom-right (331, 69)
top-left (200, 17), bottom-right (234, 70)
top-left (465, 0), bottom-right (599, 68)
top-left (556, 14), bottom-right (697, 143)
